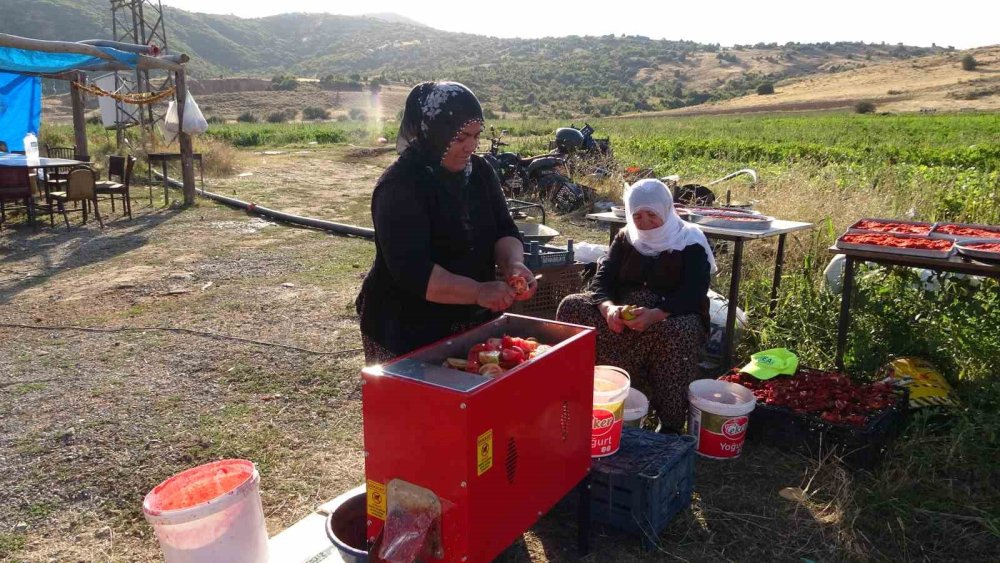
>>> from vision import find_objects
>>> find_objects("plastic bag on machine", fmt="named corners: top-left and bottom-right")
top-left (164, 92), bottom-right (209, 136)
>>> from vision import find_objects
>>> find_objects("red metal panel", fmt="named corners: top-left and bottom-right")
top-left (363, 315), bottom-right (595, 563)
top-left (466, 329), bottom-right (594, 561)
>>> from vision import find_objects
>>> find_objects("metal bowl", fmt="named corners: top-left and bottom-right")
top-left (516, 222), bottom-right (560, 245)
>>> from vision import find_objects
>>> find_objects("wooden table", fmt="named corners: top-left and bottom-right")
top-left (146, 152), bottom-right (203, 206)
top-left (831, 246), bottom-right (1000, 370)
top-left (587, 211), bottom-right (814, 368)
top-left (0, 155), bottom-right (90, 225)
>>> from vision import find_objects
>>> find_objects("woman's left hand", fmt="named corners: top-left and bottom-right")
top-left (504, 262), bottom-right (538, 301)
top-left (622, 307), bottom-right (668, 332)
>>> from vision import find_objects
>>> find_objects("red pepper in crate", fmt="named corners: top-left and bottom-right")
top-left (719, 368), bottom-right (899, 427)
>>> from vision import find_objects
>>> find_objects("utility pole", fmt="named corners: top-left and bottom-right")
top-left (110, 0), bottom-right (170, 149)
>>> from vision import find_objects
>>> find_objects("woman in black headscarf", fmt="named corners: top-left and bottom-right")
top-left (356, 81), bottom-right (536, 364)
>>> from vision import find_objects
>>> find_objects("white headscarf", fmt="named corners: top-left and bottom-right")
top-left (624, 179), bottom-right (718, 274)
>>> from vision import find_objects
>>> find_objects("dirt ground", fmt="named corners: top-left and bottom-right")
top-left (0, 149), bottom-right (916, 562)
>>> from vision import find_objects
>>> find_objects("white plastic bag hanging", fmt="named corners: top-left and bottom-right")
top-left (164, 92), bottom-right (209, 137)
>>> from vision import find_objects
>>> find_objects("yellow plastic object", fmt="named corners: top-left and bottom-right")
top-left (884, 357), bottom-right (960, 408)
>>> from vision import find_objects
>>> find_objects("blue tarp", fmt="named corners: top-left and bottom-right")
top-left (0, 72), bottom-right (41, 151)
top-left (0, 45), bottom-right (139, 75)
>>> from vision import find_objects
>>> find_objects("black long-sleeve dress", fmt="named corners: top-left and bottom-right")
top-left (356, 152), bottom-right (521, 360)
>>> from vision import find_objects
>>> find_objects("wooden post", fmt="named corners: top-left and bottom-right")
top-left (174, 67), bottom-right (196, 205)
top-left (70, 72), bottom-right (89, 162)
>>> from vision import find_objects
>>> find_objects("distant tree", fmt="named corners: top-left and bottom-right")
top-left (267, 111), bottom-right (288, 123)
top-left (756, 83), bottom-right (775, 95)
top-left (855, 101), bottom-right (877, 114)
top-left (302, 106), bottom-right (330, 120)
top-left (348, 108), bottom-right (367, 121)
top-left (961, 55), bottom-right (978, 71)
top-left (271, 74), bottom-right (298, 91)
top-left (237, 112), bottom-right (258, 123)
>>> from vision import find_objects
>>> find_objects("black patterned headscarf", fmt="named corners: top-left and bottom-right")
top-left (396, 81), bottom-right (484, 166)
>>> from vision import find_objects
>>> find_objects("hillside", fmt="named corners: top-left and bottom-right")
top-left (1, 0), bottom-right (965, 117)
top-left (634, 46), bottom-right (1000, 117)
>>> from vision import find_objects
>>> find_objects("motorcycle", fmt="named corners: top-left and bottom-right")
top-left (481, 127), bottom-right (587, 212)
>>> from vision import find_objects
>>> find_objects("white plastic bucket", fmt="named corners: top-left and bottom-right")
top-left (623, 388), bottom-right (649, 428)
top-left (592, 366), bottom-right (631, 457)
top-left (688, 379), bottom-right (755, 459)
top-left (143, 459), bottom-right (269, 563)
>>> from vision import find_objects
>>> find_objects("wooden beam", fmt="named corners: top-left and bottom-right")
top-left (0, 33), bottom-right (117, 61)
top-left (70, 72), bottom-right (89, 162)
top-left (0, 33), bottom-right (188, 73)
top-left (174, 68), bottom-right (197, 205)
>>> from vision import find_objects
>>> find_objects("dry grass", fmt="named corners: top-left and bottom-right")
top-left (1, 145), bottom-right (995, 562)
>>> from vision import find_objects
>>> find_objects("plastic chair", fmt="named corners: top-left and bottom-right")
top-left (95, 155), bottom-right (136, 218)
top-left (48, 166), bottom-right (103, 228)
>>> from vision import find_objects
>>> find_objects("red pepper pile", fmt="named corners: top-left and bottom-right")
top-left (934, 224), bottom-right (1000, 240)
top-left (840, 232), bottom-right (952, 251)
top-left (854, 219), bottom-right (932, 236)
top-left (719, 369), bottom-right (898, 427)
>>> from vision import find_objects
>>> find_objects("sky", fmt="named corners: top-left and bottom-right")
top-left (159, 0), bottom-right (998, 49)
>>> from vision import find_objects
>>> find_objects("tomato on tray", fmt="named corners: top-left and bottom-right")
top-left (852, 219), bottom-right (932, 236)
top-left (934, 224), bottom-right (1000, 240)
top-left (839, 233), bottom-right (952, 251)
top-left (964, 242), bottom-right (1000, 252)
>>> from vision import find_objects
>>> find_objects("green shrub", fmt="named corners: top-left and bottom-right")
top-left (237, 112), bottom-right (258, 123)
top-left (267, 112), bottom-right (288, 123)
top-left (855, 101), bottom-right (877, 114)
top-left (348, 108), bottom-right (367, 121)
top-left (756, 83), bottom-right (775, 95)
top-left (302, 106), bottom-right (330, 120)
top-left (206, 116), bottom-right (226, 124)
top-left (271, 74), bottom-right (298, 91)
top-left (961, 54), bottom-right (978, 71)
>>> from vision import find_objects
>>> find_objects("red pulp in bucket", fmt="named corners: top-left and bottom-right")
top-left (146, 460), bottom-right (254, 513)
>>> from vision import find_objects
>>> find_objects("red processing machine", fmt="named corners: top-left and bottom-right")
top-left (361, 314), bottom-right (596, 562)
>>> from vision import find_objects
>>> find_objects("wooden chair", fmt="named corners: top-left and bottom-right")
top-left (48, 166), bottom-right (103, 228)
top-left (0, 167), bottom-right (36, 230)
top-left (95, 155), bottom-right (136, 218)
top-left (42, 144), bottom-right (77, 192)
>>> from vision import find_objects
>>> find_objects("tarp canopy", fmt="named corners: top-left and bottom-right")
top-left (0, 45), bottom-right (139, 75)
top-left (0, 72), bottom-right (41, 151)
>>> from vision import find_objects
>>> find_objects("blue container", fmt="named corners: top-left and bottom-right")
top-left (590, 427), bottom-right (696, 550)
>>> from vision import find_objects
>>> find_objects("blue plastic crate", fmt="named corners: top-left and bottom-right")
top-left (590, 427), bottom-right (696, 550)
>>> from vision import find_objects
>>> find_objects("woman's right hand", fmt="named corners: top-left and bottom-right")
top-left (599, 302), bottom-right (625, 334)
top-left (477, 281), bottom-right (516, 312)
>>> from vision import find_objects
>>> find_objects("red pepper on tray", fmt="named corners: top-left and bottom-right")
top-left (840, 233), bottom-right (952, 251)
top-left (854, 219), bottom-right (932, 236)
top-left (936, 224), bottom-right (1000, 239)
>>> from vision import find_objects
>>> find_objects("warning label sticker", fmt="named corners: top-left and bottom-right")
top-left (476, 429), bottom-right (493, 476)
top-left (366, 479), bottom-right (387, 520)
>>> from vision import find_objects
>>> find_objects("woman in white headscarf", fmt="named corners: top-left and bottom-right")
top-left (557, 179), bottom-right (716, 432)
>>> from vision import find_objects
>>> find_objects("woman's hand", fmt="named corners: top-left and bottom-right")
top-left (599, 301), bottom-right (626, 334)
top-left (477, 281), bottom-right (517, 312)
top-left (621, 307), bottom-right (669, 333)
top-left (504, 262), bottom-right (538, 302)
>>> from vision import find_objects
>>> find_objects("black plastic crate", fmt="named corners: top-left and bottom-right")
top-left (590, 427), bottom-right (695, 550)
top-left (523, 240), bottom-right (574, 270)
top-left (743, 381), bottom-right (909, 471)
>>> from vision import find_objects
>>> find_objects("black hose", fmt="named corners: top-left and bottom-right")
top-left (155, 172), bottom-right (375, 239)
